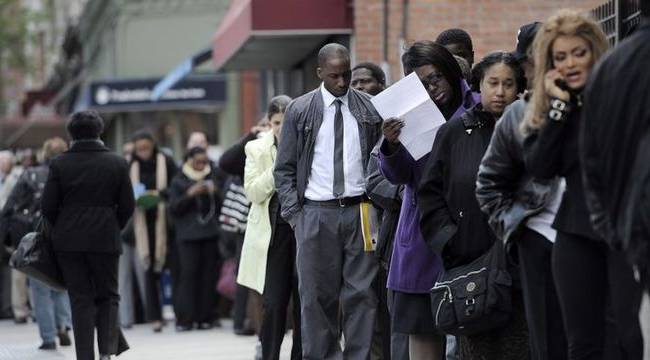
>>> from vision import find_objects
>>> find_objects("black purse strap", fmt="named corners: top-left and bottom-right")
top-left (488, 239), bottom-right (508, 270)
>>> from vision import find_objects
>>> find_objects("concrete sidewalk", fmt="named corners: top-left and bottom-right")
top-left (0, 319), bottom-right (293, 360)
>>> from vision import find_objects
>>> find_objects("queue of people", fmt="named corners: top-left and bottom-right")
top-left (0, 5), bottom-right (649, 360)
top-left (271, 6), bottom-right (647, 360)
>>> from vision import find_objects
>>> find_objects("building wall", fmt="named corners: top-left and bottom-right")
top-left (354, 0), bottom-right (603, 83)
top-left (116, 1), bottom-right (230, 78)
top-left (79, 0), bottom-right (230, 80)
top-left (73, 0), bottom-right (238, 154)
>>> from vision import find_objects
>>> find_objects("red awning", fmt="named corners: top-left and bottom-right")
top-left (212, 0), bottom-right (353, 70)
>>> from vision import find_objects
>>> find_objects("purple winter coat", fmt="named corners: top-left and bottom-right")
top-left (379, 80), bottom-right (477, 293)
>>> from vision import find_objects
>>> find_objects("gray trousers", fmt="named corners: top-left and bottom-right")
top-left (296, 203), bottom-right (378, 360)
top-left (118, 243), bottom-right (146, 327)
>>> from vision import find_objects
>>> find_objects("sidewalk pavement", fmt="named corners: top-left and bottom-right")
top-left (0, 319), bottom-right (293, 360)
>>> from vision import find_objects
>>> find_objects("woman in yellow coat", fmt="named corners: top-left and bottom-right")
top-left (238, 95), bottom-right (301, 360)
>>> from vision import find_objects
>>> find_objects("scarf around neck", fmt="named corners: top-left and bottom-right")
top-left (130, 152), bottom-right (168, 273)
top-left (182, 161), bottom-right (211, 182)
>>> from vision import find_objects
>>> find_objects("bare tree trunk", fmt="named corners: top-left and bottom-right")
top-left (0, 55), bottom-right (5, 149)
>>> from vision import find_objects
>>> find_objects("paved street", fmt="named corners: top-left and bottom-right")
top-left (0, 319), bottom-right (293, 360)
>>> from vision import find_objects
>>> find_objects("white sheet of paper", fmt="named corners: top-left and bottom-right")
top-left (371, 72), bottom-right (446, 160)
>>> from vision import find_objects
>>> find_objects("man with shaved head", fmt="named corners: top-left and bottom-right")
top-left (275, 43), bottom-right (383, 359)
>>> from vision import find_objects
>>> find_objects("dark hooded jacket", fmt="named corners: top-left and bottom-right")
top-left (42, 141), bottom-right (135, 253)
top-left (418, 104), bottom-right (498, 268)
top-left (168, 164), bottom-right (227, 242)
top-left (581, 20), bottom-right (650, 266)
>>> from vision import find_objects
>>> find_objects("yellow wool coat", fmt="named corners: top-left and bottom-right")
top-left (237, 131), bottom-right (277, 294)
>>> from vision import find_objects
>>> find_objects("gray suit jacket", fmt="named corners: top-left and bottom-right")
top-left (274, 87), bottom-right (383, 227)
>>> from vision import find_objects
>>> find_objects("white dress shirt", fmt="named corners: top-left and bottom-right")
top-left (304, 83), bottom-right (366, 201)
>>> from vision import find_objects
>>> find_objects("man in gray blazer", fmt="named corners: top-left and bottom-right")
top-left (274, 43), bottom-right (383, 359)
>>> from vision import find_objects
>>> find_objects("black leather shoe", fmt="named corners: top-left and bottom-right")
top-left (175, 325), bottom-right (193, 332)
top-left (152, 321), bottom-right (163, 333)
top-left (38, 342), bottom-right (56, 350)
top-left (234, 327), bottom-right (256, 336)
top-left (58, 329), bottom-right (72, 346)
top-left (198, 322), bottom-right (214, 330)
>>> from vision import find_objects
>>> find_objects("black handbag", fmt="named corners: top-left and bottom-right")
top-left (9, 219), bottom-right (65, 291)
top-left (430, 240), bottom-right (512, 336)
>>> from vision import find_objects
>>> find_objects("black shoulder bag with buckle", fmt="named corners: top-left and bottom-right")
top-left (430, 239), bottom-right (512, 336)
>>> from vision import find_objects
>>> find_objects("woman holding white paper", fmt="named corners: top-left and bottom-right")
top-left (418, 52), bottom-right (527, 359)
top-left (378, 40), bottom-right (477, 360)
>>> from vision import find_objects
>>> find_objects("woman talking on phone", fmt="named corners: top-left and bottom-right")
top-left (168, 146), bottom-right (226, 331)
top-left (521, 9), bottom-right (643, 359)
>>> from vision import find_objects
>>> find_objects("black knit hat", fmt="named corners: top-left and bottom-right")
top-left (436, 28), bottom-right (473, 50)
top-left (513, 22), bottom-right (541, 61)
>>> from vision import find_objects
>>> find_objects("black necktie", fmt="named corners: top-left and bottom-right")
top-left (333, 99), bottom-right (345, 198)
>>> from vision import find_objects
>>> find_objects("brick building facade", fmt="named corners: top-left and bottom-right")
top-left (354, 0), bottom-right (603, 83)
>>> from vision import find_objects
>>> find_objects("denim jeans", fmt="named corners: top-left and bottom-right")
top-left (30, 278), bottom-right (71, 343)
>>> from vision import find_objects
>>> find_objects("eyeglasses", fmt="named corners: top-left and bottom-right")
top-left (421, 72), bottom-right (446, 89)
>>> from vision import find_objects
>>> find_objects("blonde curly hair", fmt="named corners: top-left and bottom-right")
top-left (521, 9), bottom-right (609, 134)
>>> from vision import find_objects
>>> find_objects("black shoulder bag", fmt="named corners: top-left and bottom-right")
top-left (430, 240), bottom-right (512, 336)
top-left (9, 219), bottom-right (65, 291)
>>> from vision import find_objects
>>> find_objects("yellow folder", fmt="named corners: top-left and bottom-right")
top-left (360, 201), bottom-right (379, 252)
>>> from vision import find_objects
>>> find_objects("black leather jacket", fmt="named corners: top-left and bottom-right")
top-left (476, 99), bottom-right (559, 245)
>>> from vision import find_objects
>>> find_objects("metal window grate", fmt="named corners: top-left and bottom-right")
top-left (592, 0), bottom-right (641, 45)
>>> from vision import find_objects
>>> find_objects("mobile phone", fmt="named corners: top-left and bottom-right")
top-left (555, 78), bottom-right (570, 92)
top-left (203, 179), bottom-right (215, 188)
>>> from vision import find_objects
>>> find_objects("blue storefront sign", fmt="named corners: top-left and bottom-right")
top-left (88, 75), bottom-right (226, 112)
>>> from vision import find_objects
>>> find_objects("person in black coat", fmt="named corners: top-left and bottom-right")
top-left (521, 10), bottom-right (643, 360)
top-left (218, 119), bottom-right (270, 179)
top-left (580, 10), bottom-right (650, 290)
top-left (41, 111), bottom-right (134, 360)
top-left (168, 147), bottom-right (226, 331)
top-left (418, 52), bottom-right (528, 360)
top-left (129, 131), bottom-right (178, 332)
top-left (218, 124), bottom-right (265, 336)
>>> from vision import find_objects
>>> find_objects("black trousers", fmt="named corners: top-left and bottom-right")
top-left (143, 268), bottom-right (162, 322)
top-left (261, 222), bottom-right (301, 360)
top-left (517, 228), bottom-right (567, 360)
top-left (144, 223), bottom-right (163, 322)
top-left (56, 252), bottom-right (129, 360)
top-left (552, 232), bottom-right (643, 360)
top-left (176, 238), bottom-right (218, 326)
top-left (166, 235), bottom-right (182, 320)
top-left (371, 266), bottom-right (391, 360)
top-left (233, 232), bottom-right (249, 330)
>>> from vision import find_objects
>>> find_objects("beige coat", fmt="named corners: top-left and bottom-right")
top-left (237, 131), bottom-right (276, 294)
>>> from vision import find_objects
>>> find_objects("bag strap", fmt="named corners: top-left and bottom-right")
top-left (488, 239), bottom-right (508, 270)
